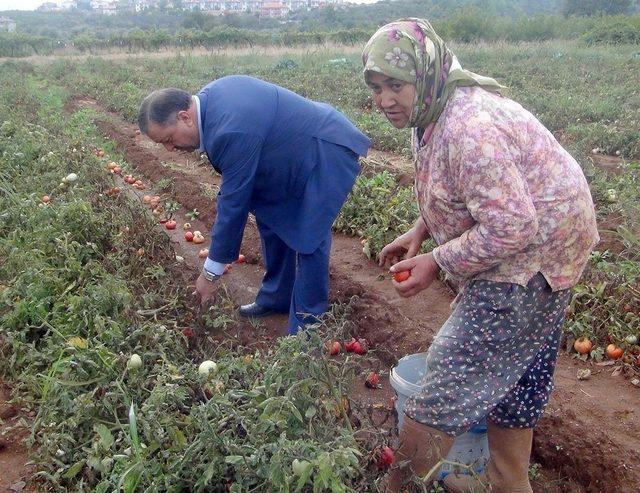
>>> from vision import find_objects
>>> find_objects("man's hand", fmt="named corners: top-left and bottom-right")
top-left (195, 272), bottom-right (218, 308)
top-left (389, 252), bottom-right (440, 298)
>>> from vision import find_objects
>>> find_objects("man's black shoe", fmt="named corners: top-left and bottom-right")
top-left (238, 302), bottom-right (276, 318)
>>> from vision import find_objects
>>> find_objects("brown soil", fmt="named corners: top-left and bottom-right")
top-left (591, 154), bottom-right (625, 175)
top-left (0, 385), bottom-right (34, 493)
top-left (2, 99), bottom-right (638, 492)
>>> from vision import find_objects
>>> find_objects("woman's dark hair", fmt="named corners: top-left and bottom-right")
top-left (138, 88), bottom-right (191, 135)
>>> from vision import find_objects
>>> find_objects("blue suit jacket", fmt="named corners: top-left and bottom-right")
top-left (197, 75), bottom-right (370, 262)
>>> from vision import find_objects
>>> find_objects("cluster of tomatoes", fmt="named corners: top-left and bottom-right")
top-left (326, 337), bottom-right (369, 356)
top-left (101, 152), bottom-right (147, 193)
top-left (40, 173), bottom-right (79, 206)
top-left (326, 338), bottom-right (382, 390)
top-left (573, 335), bottom-right (640, 365)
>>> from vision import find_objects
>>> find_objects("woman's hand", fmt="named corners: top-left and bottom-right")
top-left (390, 252), bottom-right (440, 297)
top-left (379, 220), bottom-right (429, 268)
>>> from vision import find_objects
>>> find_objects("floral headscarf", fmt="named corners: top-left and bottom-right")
top-left (362, 18), bottom-right (504, 130)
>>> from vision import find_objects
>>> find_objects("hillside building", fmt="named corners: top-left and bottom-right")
top-left (0, 16), bottom-right (17, 32)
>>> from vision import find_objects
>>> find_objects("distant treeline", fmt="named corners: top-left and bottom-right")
top-left (3, 1), bottom-right (639, 37)
top-left (1, 6), bottom-right (640, 57)
top-left (291, 0), bottom-right (639, 28)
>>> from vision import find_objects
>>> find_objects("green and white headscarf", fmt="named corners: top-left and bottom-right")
top-left (362, 18), bottom-right (504, 129)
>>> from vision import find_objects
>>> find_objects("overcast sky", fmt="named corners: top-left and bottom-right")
top-left (0, 0), bottom-right (379, 12)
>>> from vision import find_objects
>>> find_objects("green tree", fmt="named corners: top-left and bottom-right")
top-left (563, 0), bottom-right (634, 16)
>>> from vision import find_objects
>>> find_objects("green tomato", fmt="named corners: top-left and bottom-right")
top-left (127, 353), bottom-right (142, 370)
top-left (198, 360), bottom-right (218, 376)
top-left (292, 459), bottom-right (311, 476)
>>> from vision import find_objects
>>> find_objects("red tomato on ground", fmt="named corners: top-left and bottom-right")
top-left (356, 338), bottom-right (369, 354)
top-left (606, 344), bottom-right (624, 360)
top-left (365, 372), bottom-right (380, 388)
top-left (344, 338), bottom-right (357, 352)
top-left (326, 341), bottom-right (341, 356)
top-left (573, 336), bottom-right (593, 355)
top-left (184, 231), bottom-right (194, 242)
top-left (236, 254), bottom-right (246, 263)
top-left (181, 328), bottom-right (195, 339)
top-left (376, 446), bottom-right (394, 469)
top-left (165, 220), bottom-right (177, 230)
top-left (352, 341), bottom-right (367, 355)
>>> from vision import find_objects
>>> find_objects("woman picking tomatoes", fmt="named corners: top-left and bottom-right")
top-left (363, 18), bottom-right (599, 492)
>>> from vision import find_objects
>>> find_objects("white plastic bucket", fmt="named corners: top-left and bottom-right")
top-left (389, 352), bottom-right (490, 479)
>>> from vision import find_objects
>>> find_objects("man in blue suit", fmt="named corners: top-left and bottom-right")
top-left (138, 75), bottom-right (370, 334)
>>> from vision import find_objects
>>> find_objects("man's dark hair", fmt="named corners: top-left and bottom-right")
top-left (138, 88), bottom-right (191, 135)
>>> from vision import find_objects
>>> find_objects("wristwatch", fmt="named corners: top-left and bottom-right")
top-left (201, 268), bottom-right (221, 282)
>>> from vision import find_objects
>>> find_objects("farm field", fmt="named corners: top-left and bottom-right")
top-left (1, 41), bottom-right (639, 493)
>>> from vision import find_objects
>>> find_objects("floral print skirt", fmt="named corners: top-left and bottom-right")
top-left (404, 273), bottom-right (571, 436)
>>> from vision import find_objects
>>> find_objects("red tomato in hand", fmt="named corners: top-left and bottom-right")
top-left (393, 270), bottom-right (411, 282)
